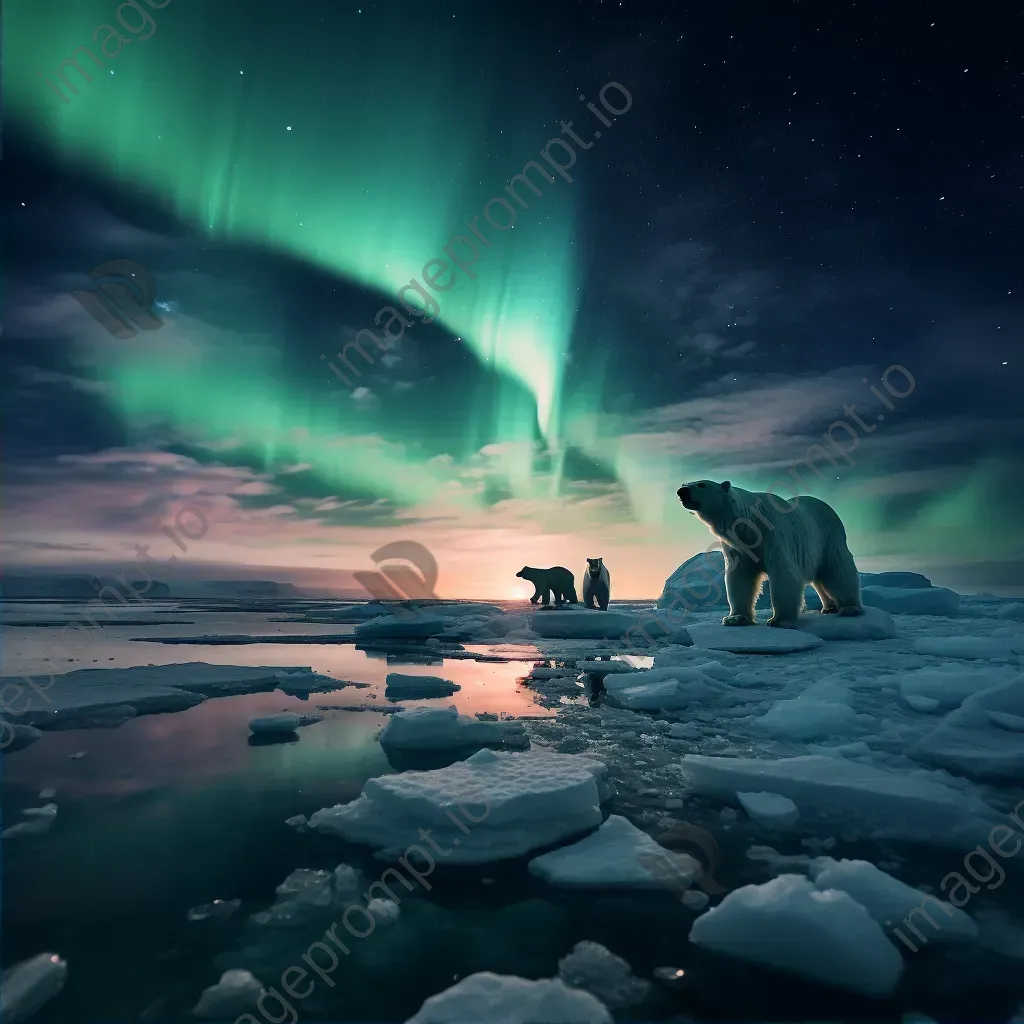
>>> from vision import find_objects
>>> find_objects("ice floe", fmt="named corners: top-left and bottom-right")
top-left (912, 636), bottom-right (1015, 660)
top-left (686, 624), bottom-right (824, 654)
top-left (807, 856), bottom-right (978, 944)
top-left (680, 754), bottom-right (1002, 848)
top-left (2, 803), bottom-right (57, 839)
top-left (3, 663), bottom-right (325, 731)
top-left (248, 711), bottom-right (323, 735)
top-left (914, 675), bottom-right (1024, 781)
top-left (796, 606), bottom-right (897, 640)
top-left (192, 969), bottom-right (264, 1019)
top-left (355, 613), bottom-right (447, 640)
top-left (0, 952), bottom-right (68, 1024)
top-left (309, 749), bottom-right (610, 863)
top-left (736, 791), bottom-right (800, 828)
top-left (557, 940), bottom-right (651, 1010)
top-left (378, 706), bottom-right (528, 751)
top-left (861, 585), bottom-right (960, 615)
top-left (384, 673), bottom-right (461, 699)
top-left (405, 972), bottom-right (614, 1024)
top-left (689, 874), bottom-right (905, 997)
top-left (528, 813), bottom-right (698, 890)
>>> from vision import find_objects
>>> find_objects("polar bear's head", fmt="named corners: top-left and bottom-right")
top-left (676, 479), bottom-right (732, 528)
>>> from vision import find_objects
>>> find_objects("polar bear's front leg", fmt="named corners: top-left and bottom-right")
top-left (723, 551), bottom-right (762, 626)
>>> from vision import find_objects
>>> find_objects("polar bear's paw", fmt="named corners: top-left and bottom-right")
top-left (766, 616), bottom-right (798, 629)
top-left (722, 614), bottom-right (754, 626)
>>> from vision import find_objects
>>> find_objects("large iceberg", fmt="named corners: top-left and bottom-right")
top-left (689, 874), bottom-right (904, 998)
top-left (309, 749), bottom-right (610, 863)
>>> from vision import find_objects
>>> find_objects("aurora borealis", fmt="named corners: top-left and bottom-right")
top-left (5, 0), bottom-right (1023, 597)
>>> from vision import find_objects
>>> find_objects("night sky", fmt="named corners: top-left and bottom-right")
top-left (5, 0), bottom-right (1023, 598)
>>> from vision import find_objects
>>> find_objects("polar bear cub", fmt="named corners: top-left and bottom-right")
top-left (676, 479), bottom-right (863, 628)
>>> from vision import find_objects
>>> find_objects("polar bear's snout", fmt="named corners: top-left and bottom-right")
top-left (677, 485), bottom-right (700, 510)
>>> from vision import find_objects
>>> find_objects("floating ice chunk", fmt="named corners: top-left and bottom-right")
top-left (186, 898), bottom-right (240, 922)
top-left (756, 699), bottom-right (874, 741)
top-left (2, 804), bottom-right (57, 839)
top-left (368, 898), bottom-right (401, 924)
top-left (528, 814), bottom-right (698, 890)
top-left (192, 969), bottom-right (263, 1019)
top-left (378, 706), bottom-right (528, 751)
top-left (0, 953), bottom-right (67, 1024)
top-left (405, 972), bottom-right (613, 1024)
top-left (736, 791), bottom-right (800, 829)
top-left (891, 664), bottom-right (1018, 712)
top-left (617, 677), bottom-right (725, 711)
top-left (384, 673), bottom-right (461, 698)
top-left (688, 874), bottom-right (904, 997)
top-left (249, 712), bottom-right (302, 735)
top-left (355, 614), bottom-right (447, 640)
top-left (807, 857), bottom-right (977, 943)
top-left (904, 695), bottom-right (941, 713)
top-left (557, 940), bottom-right (652, 1010)
top-left (530, 610), bottom-right (646, 641)
top-left (797, 606), bottom-right (897, 640)
top-left (285, 814), bottom-right (307, 831)
top-left (997, 603), bottom-right (1024, 621)
top-left (914, 675), bottom-right (1024, 781)
top-left (913, 636), bottom-right (1014, 659)
top-left (687, 624), bottom-right (823, 654)
top-left (310, 749), bottom-right (609, 864)
top-left (681, 754), bottom-right (1001, 849)
top-left (746, 845), bottom-right (812, 871)
top-left (38, 788), bottom-right (56, 800)
top-left (6, 725), bottom-right (42, 753)
top-left (66, 751), bottom-right (86, 760)
top-left (862, 586), bottom-right (959, 616)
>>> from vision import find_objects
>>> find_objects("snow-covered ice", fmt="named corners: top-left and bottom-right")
top-left (378, 706), bottom-right (528, 751)
top-left (528, 813), bottom-right (699, 890)
top-left (248, 711), bottom-right (322, 735)
top-left (384, 673), bottom-right (461, 698)
top-left (796, 606), bottom-right (897, 640)
top-left (355, 613), bottom-right (447, 640)
top-left (0, 953), bottom-right (68, 1024)
top-left (2, 663), bottom-right (323, 730)
top-left (530, 609), bottom-right (654, 641)
top-left (680, 754), bottom-right (1002, 848)
top-left (2, 803), bottom-right (57, 839)
top-left (557, 941), bottom-right (651, 1010)
top-left (891, 664), bottom-right (1020, 712)
top-left (405, 972), bottom-right (614, 1024)
top-left (250, 863), bottom-right (366, 927)
top-left (309, 748), bottom-right (610, 863)
top-left (192, 969), bottom-right (264, 1019)
top-left (736, 791), bottom-right (800, 828)
top-left (915, 675), bottom-right (1024, 781)
top-left (862, 585), bottom-right (960, 616)
top-left (911, 636), bottom-right (1015, 660)
top-left (807, 856), bottom-right (978, 943)
top-left (756, 697), bottom-right (874, 741)
top-left (686, 624), bottom-right (824, 653)
top-left (688, 874), bottom-right (905, 998)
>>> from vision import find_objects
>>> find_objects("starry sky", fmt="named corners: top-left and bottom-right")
top-left (5, 0), bottom-right (1023, 598)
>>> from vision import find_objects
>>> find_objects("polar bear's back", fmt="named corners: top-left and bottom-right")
top-left (735, 488), bottom-right (852, 576)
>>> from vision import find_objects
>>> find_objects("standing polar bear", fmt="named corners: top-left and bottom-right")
top-left (676, 479), bottom-right (864, 628)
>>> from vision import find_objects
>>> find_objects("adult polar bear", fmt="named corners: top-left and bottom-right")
top-left (676, 479), bottom-right (864, 628)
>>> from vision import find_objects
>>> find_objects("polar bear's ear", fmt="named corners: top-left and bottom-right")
top-left (721, 480), bottom-right (731, 492)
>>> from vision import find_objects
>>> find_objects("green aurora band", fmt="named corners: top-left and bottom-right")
top-left (8, 0), bottom-right (583, 507)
